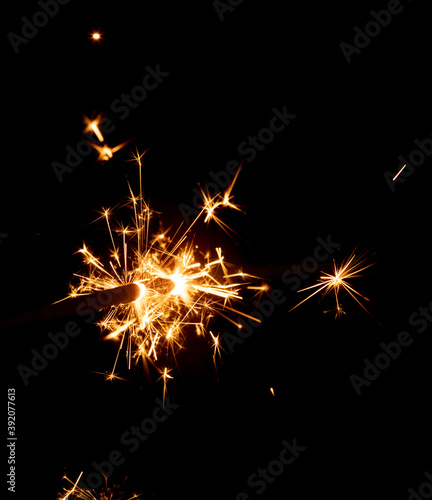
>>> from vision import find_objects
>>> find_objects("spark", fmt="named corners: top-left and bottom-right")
top-left (91, 139), bottom-right (132, 163)
top-left (93, 371), bottom-right (129, 382)
top-left (209, 330), bottom-right (224, 379)
top-left (90, 32), bottom-right (102, 42)
top-left (90, 123), bottom-right (104, 143)
top-left (83, 113), bottom-right (105, 143)
top-left (270, 387), bottom-right (275, 396)
top-left (209, 330), bottom-right (222, 362)
top-left (58, 473), bottom-right (142, 500)
top-left (247, 282), bottom-right (270, 301)
top-left (392, 163), bottom-right (407, 181)
top-left (289, 248), bottom-right (375, 319)
top-left (200, 164), bottom-right (245, 235)
top-left (67, 151), bottom-right (261, 387)
top-left (59, 471), bottom-right (83, 500)
top-left (158, 366), bottom-right (174, 409)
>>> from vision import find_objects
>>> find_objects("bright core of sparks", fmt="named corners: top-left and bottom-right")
top-left (169, 273), bottom-right (187, 297)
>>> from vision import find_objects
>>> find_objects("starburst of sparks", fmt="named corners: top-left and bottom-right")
top-left (67, 150), bottom-right (262, 394)
top-left (59, 473), bottom-right (142, 500)
top-left (289, 249), bottom-right (375, 319)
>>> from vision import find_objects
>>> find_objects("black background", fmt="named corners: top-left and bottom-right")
top-left (2, 1), bottom-right (431, 499)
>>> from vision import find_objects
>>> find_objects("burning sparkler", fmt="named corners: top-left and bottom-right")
top-left (65, 150), bottom-right (262, 392)
top-left (288, 248), bottom-right (375, 319)
top-left (58, 472), bottom-right (142, 500)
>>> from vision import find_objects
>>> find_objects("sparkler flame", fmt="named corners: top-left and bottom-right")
top-left (289, 248), bottom-right (375, 319)
top-left (67, 151), bottom-right (261, 391)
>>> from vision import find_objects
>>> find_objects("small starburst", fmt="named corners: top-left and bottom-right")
top-left (289, 248), bottom-right (375, 319)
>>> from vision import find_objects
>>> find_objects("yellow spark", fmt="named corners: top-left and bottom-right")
top-left (392, 163), bottom-right (407, 181)
top-left (92, 33), bottom-right (101, 40)
top-left (247, 282), bottom-right (270, 300)
top-left (91, 139), bottom-right (132, 163)
top-left (200, 165), bottom-right (245, 235)
top-left (158, 366), bottom-right (174, 409)
top-left (59, 471), bottom-right (83, 500)
top-left (83, 114), bottom-right (105, 143)
top-left (270, 387), bottom-right (275, 396)
top-left (90, 123), bottom-right (104, 142)
top-left (289, 248), bottom-right (375, 319)
top-left (209, 330), bottom-right (223, 360)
